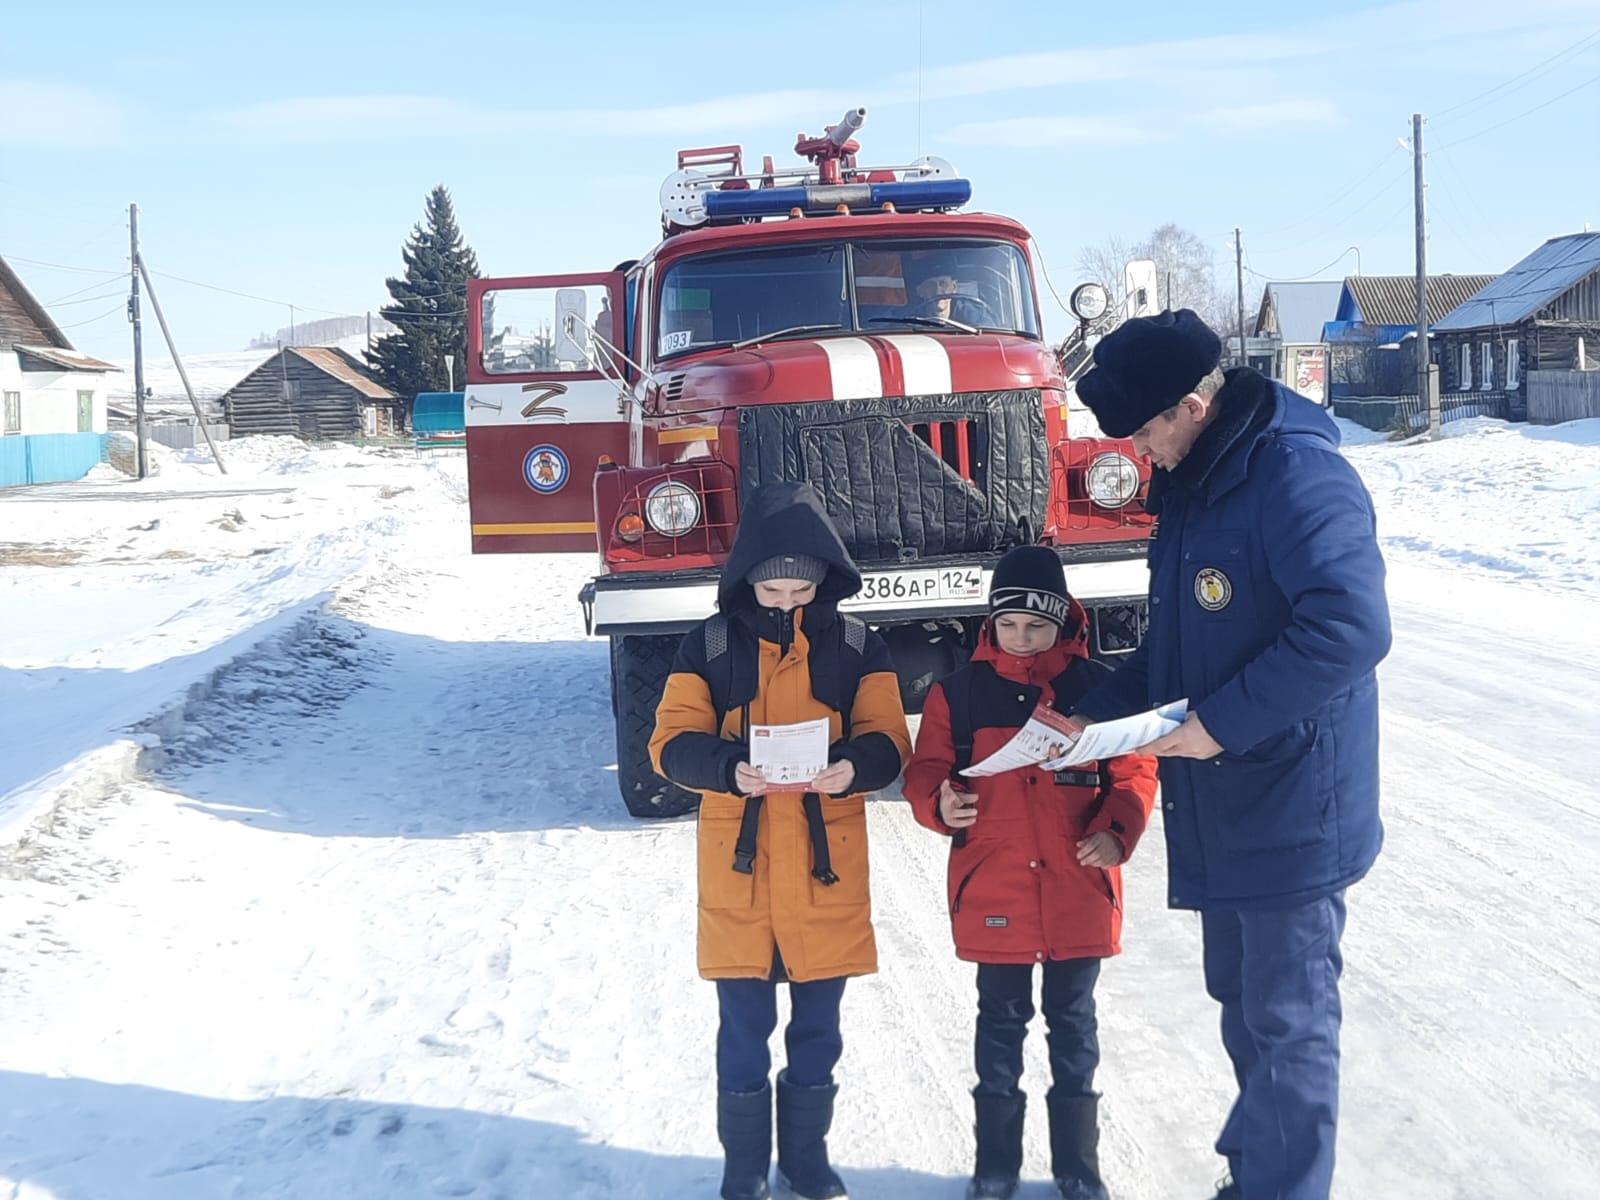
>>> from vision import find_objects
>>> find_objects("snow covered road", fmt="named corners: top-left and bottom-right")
top-left (2, 424), bottom-right (1597, 1199)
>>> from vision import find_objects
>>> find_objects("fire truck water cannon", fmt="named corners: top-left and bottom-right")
top-left (659, 105), bottom-right (970, 232)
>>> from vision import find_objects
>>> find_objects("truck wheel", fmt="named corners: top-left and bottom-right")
top-left (881, 621), bottom-right (969, 715)
top-left (611, 634), bottom-right (700, 819)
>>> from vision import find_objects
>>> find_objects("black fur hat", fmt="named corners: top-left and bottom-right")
top-left (1076, 308), bottom-right (1223, 439)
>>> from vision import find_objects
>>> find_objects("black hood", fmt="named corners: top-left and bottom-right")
top-left (717, 481), bottom-right (863, 613)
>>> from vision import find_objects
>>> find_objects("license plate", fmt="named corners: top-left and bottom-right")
top-left (845, 564), bottom-right (987, 609)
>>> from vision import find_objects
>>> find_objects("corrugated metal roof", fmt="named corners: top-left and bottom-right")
top-left (14, 344), bottom-right (122, 372)
top-left (1345, 274), bottom-right (1498, 327)
top-left (1433, 231), bottom-right (1600, 331)
top-left (1256, 281), bottom-right (1344, 344)
top-left (288, 346), bottom-right (397, 400)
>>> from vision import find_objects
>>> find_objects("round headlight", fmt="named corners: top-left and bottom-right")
top-left (1085, 453), bottom-right (1140, 507)
top-left (1069, 282), bottom-right (1110, 322)
top-left (644, 480), bottom-right (701, 536)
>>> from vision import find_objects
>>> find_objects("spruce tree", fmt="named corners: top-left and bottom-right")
top-left (370, 185), bottom-right (481, 423)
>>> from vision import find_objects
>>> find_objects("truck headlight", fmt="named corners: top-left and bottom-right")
top-left (644, 480), bottom-right (701, 536)
top-left (1085, 453), bottom-right (1140, 507)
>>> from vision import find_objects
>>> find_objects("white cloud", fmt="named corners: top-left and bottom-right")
top-left (0, 82), bottom-right (130, 148)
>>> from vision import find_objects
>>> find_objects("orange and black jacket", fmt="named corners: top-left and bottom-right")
top-left (650, 482), bottom-right (911, 983)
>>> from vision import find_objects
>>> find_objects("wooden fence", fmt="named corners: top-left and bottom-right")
top-left (1528, 371), bottom-right (1600, 424)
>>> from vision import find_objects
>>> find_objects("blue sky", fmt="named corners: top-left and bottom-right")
top-left (2, 0), bottom-right (1596, 361)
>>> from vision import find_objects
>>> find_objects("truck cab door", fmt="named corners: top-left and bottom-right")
top-left (465, 272), bottom-right (630, 553)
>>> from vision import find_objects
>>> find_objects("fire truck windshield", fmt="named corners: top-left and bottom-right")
top-left (655, 237), bottom-right (1040, 360)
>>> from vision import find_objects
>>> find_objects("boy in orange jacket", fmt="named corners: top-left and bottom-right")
top-left (652, 482), bottom-right (911, 1200)
top-left (904, 546), bottom-right (1157, 1200)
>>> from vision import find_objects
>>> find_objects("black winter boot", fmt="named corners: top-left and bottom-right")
top-left (1047, 1091), bottom-right (1109, 1200)
top-left (966, 1092), bottom-right (1026, 1200)
top-left (774, 1070), bottom-right (847, 1199)
top-left (717, 1083), bottom-right (773, 1200)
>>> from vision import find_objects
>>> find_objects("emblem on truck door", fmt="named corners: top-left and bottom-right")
top-left (524, 444), bottom-right (570, 494)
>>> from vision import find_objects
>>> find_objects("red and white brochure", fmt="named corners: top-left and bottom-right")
top-left (748, 717), bottom-right (831, 794)
top-left (960, 700), bottom-right (1187, 777)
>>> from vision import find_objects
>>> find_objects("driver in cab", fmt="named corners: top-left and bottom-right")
top-left (907, 264), bottom-right (987, 328)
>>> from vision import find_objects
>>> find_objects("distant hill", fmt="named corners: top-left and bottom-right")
top-left (248, 314), bottom-right (396, 350)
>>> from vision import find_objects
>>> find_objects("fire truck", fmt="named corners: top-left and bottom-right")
top-left (462, 108), bottom-right (1153, 817)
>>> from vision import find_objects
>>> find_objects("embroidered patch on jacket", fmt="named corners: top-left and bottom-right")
top-left (1194, 567), bottom-right (1233, 611)
top-left (984, 916), bottom-right (1009, 927)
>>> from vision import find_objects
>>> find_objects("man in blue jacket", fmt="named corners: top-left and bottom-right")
top-left (1069, 310), bottom-right (1392, 1200)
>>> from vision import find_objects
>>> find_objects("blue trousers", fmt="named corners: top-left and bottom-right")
top-left (974, 958), bottom-right (1102, 1099)
top-left (1202, 891), bottom-right (1347, 1200)
top-left (715, 971), bottom-right (847, 1094)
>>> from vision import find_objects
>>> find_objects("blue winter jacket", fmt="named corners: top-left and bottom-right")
top-left (1075, 369), bottom-right (1392, 910)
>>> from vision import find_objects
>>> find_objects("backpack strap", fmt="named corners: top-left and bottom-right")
top-left (946, 666), bottom-right (979, 778)
top-left (942, 664), bottom-right (985, 849)
top-left (723, 611), bottom-right (867, 885)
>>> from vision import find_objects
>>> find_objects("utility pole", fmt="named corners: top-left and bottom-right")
top-left (1234, 228), bottom-right (1248, 368)
top-left (137, 258), bottom-right (226, 474)
top-left (1412, 112), bottom-right (1438, 436)
top-left (128, 204), bottom-right (148, 480)
top-left (289, 304), bottom-right (296, 347)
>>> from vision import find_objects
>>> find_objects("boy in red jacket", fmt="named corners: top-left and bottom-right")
top-left (905, 546), bottom-right (1158, 1200)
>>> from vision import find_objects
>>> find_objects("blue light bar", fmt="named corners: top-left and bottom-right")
top-left (702, 177), bottom-right (971, 220)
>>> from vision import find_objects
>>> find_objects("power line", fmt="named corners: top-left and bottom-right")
top-left (1255, 166), bottom-right (1410, 256)
top-left (1, 252), bottom-right (123, 277)
top-left (1250, 146), bottom-right (1404, 240)
top-left (1244, 245), bottom-right (1360, 283)
top-left (1432, 27), bottom-right (1600, 122)
top-left (46, 288), bottom-right (126, 308)
top-left (46, 275), bottom-right (129, 304)
top-left (54, 303), bottom-right (126, 330)
top-left (145, 268), bottom-right (352, 318)
top-left (1434, 71), bottom-right (1600, 152)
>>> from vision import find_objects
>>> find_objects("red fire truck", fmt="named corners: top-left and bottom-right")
top-left (462, 108), bottom-right (1153, 817)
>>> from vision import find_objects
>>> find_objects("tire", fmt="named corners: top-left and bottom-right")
top-left (611, 634), bottom-right (701, 819)
top-left (880, 620), bottom-right (972, 715)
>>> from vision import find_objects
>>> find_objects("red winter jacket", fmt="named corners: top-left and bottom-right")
top-left (904, 609), bottom-right (1158, 964)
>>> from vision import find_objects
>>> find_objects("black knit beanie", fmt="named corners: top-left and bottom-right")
top-left (988, 546), bottom-right (1071, 628)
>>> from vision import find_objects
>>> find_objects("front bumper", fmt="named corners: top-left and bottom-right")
top-left (580, 544), bottom-right (1151, 638)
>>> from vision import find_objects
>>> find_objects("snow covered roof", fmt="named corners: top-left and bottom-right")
top-left (14, 343), bottom-right (122, 372)
top-left (1254, 281), bottom-right (1344, 345)
top-left (1433, 231), bottom-right (1600, 332)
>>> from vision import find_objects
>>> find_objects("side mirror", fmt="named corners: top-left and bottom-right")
top-left (554, 289), bottom-right (588, 364)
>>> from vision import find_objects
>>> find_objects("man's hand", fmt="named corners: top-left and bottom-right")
top-left (733, 762), bottom-right (768, 795)
top-left (938, 780), bottom-right (979, 829)
top-left (812, 759), bottom-right (857, 795)
top-left (1135, 712), bottom-right (1223, 759)
top-left (1076, 831), bottom-right (1126, 868)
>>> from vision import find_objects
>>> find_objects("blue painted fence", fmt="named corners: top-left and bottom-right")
top-left (0, 433), bottom-right (110, 488)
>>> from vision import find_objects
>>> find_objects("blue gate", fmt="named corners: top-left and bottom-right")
top-left (0, 433), bottom-right (110, 488)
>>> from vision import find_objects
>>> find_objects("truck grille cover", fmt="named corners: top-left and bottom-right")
top-left (737, 390), bottom-right (1049, 564)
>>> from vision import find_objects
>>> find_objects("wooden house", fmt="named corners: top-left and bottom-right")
top-left (1431, 231), bottom-right (1600, 422)
top-left (1, 253), bottom-right (120, 439)
top-left (1322, 273), bottom-right (1496, 402)
top-left (221, 347), bottom-right (401, 440)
